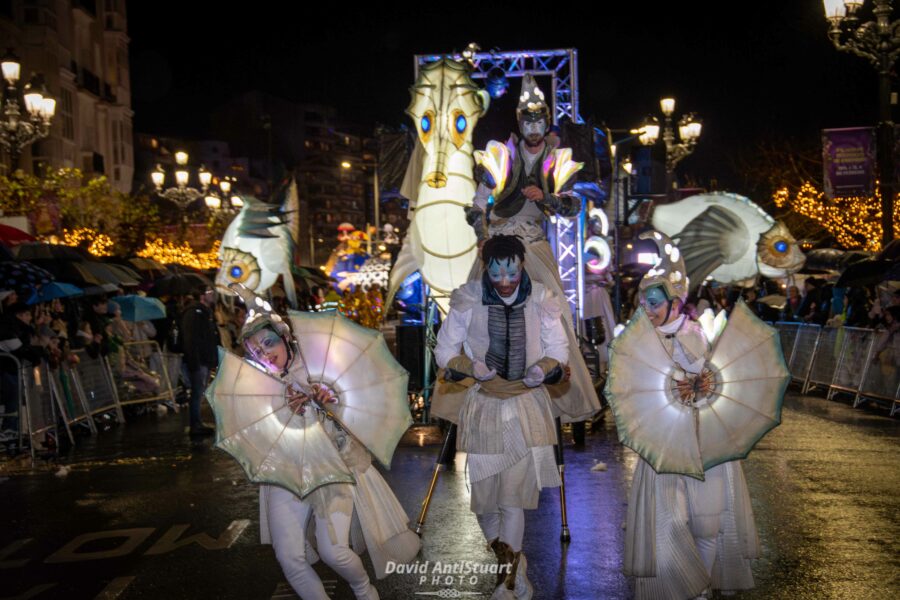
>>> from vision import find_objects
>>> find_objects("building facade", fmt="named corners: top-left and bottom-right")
top-left (0, 0), bottom-right (134, 192)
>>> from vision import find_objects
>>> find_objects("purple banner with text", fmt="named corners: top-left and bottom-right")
top-left (822, 127), bottom-right (874, 199)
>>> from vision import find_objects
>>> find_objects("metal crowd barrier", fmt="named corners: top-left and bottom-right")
top-left (775, 322), bottom-right (900, 416)
top-left (805, 326), bottom-right (840, 394)
top-left (69, 349), bottom-right (125, 423)
top-left (0, 351), bottom-right (26, 451)
top-left (828, 327), bottom-right (875, 402)
top-left (24, 361), bottom-right (75, 450)
top-left (57, 364), bottom-right (97, 433)
top-left (110, 340), bottom-right (177, 407)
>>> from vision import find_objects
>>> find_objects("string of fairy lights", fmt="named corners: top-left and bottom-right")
top-left (59, 227), bottom-right (115, 257)
top-left (773, 181), bottom-right (900, 252)
top-left (47, 226), bottom-right (222, 270)
top-left (137, 239), bottom-right (222, 270)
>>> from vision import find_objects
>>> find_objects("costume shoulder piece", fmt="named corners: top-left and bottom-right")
top-left (474, 139), bottom-right (515, 193)
top-left (541, 147), bottom-right (583, 194)
top-left (449, 280), bottom-right (482, 313)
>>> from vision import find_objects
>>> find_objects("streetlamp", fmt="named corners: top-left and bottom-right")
top-left (0, 49), bottom-right (56, 169)
top-left (150, 150), bottom-right (212, 211)
top-left (203, 176), bottom-right (244, 215)
top-left (638, 97), bottom-right (703, 199)
top-left (821, 0), bottom-right (898, 245)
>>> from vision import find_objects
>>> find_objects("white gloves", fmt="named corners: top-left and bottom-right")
top-left (522, 364), bottom-right (545, 388)
top-left (472, 360), bottom-right (497, 381)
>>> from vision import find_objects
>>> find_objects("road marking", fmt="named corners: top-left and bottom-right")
top-left (0, 584), bottom-right (56, 599)
top-left (144, 520), bottom-right (251, 555)
top-left (94, 576), bottom-right (136, 600)
top-left (0, 538), bottom-right (33, 568)
top-left (45, 528), bottom-right (155, 563)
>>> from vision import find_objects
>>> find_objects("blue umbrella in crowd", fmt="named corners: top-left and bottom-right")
top-left (110, 294), bottom-right (166, 322)
top-left (26, 281), bottom-right (84, 305)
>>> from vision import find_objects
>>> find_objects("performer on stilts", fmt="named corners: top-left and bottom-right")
top-left (434, 235), bottom-right (570, 600)
top-left (462, 73), bottom-right (599, 424)
top-left (228, 285), bottom-right (421, 600)
top-left (618, 233), bottom-right (761, 599)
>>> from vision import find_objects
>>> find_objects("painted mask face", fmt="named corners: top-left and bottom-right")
top-left (245, 328), bottom-right (289, 372)
top-left (519, 118), bottom-right (547, 146)
top-left (640, 285), bottom-right (676, 327)
top-left (487, 257), bottom-right (523, 298)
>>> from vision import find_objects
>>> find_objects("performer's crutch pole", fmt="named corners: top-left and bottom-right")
top-left (555, 417), bottom-right (571, 543)
top-left (415, 423), bottom-right (457, 535)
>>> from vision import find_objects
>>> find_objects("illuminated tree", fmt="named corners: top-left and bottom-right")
top-left (773, 182), bottom-right (899, 252)
top-left (0, 168), bottom-right (161, 255)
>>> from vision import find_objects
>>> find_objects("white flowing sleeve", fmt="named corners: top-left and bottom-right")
top-left (539, 290), bottom-right (569, 365)
top-left (434, 307), bottom-right (473, 369)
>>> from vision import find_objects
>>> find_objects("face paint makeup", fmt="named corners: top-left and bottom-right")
top-left (640, 285), bottom-right (678, 327)
top-left (245, 328), bottom-right (289, 372)
top-left (520, 118), bottom-right (547, 146)
top-left (487, 257), bottom-right (523, 298)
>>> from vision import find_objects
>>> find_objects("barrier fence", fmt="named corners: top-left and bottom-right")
top-left (774, 322), bottom-right (900, 416)
top-left (112, 340), bottom-right (178, 407)
top-left (2, 345), bottom-right (184, 462)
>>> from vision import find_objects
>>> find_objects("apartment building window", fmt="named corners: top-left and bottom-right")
top-left (60, 89), bottom-right (74, 141)
top-left (112, 120), bottom-right (120, 165)
top-left (23, 0), bottom-right (55, 29)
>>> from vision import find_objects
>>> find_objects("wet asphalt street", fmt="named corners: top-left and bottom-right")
top-left (1, 392), bottom-right (898, 600)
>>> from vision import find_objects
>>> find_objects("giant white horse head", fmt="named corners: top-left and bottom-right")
top-left (391, 58), bottom-right (489, 309)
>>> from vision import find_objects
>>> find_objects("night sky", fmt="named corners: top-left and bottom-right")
top-left (128, 1), bottom-right (881, 192)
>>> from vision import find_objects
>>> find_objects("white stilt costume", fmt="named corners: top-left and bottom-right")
top-left (435, 236), bottom-right (570, 599)
top-left (457, 74), bottom-right (600, 424)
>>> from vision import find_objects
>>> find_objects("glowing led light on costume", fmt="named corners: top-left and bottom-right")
top-left (474, 140), bottom-right (511, 192)
top-left (584, 236), bottom-right (611, 272)
top-left (550, 148), bottom-right (583, 195)
top-left (588, 208), bottom-right (609, 236)
top-left (637, 253), bottom-right (659, 265)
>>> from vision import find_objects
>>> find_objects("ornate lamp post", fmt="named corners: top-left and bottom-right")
top-left (822, 0), bottom-right (899, 245)
top-left (639, 97), bottom-right (702, 199)
top-left (0, 49), bottom-right (56, 168)
top-left (203, 176), bottom-right (244, 215)
top-left (150, 150), bottom-right (212, 211)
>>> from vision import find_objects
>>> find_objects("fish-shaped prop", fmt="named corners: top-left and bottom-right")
top-left (215, 179), bottom-right (301, 308)
top-left (388, 58), bottom-right (490, 312)
top-left (652, 192), bottom-right (805, 288)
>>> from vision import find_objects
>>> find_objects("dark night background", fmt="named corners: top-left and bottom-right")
top-left (127, 0), bottom-right (879, 193)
